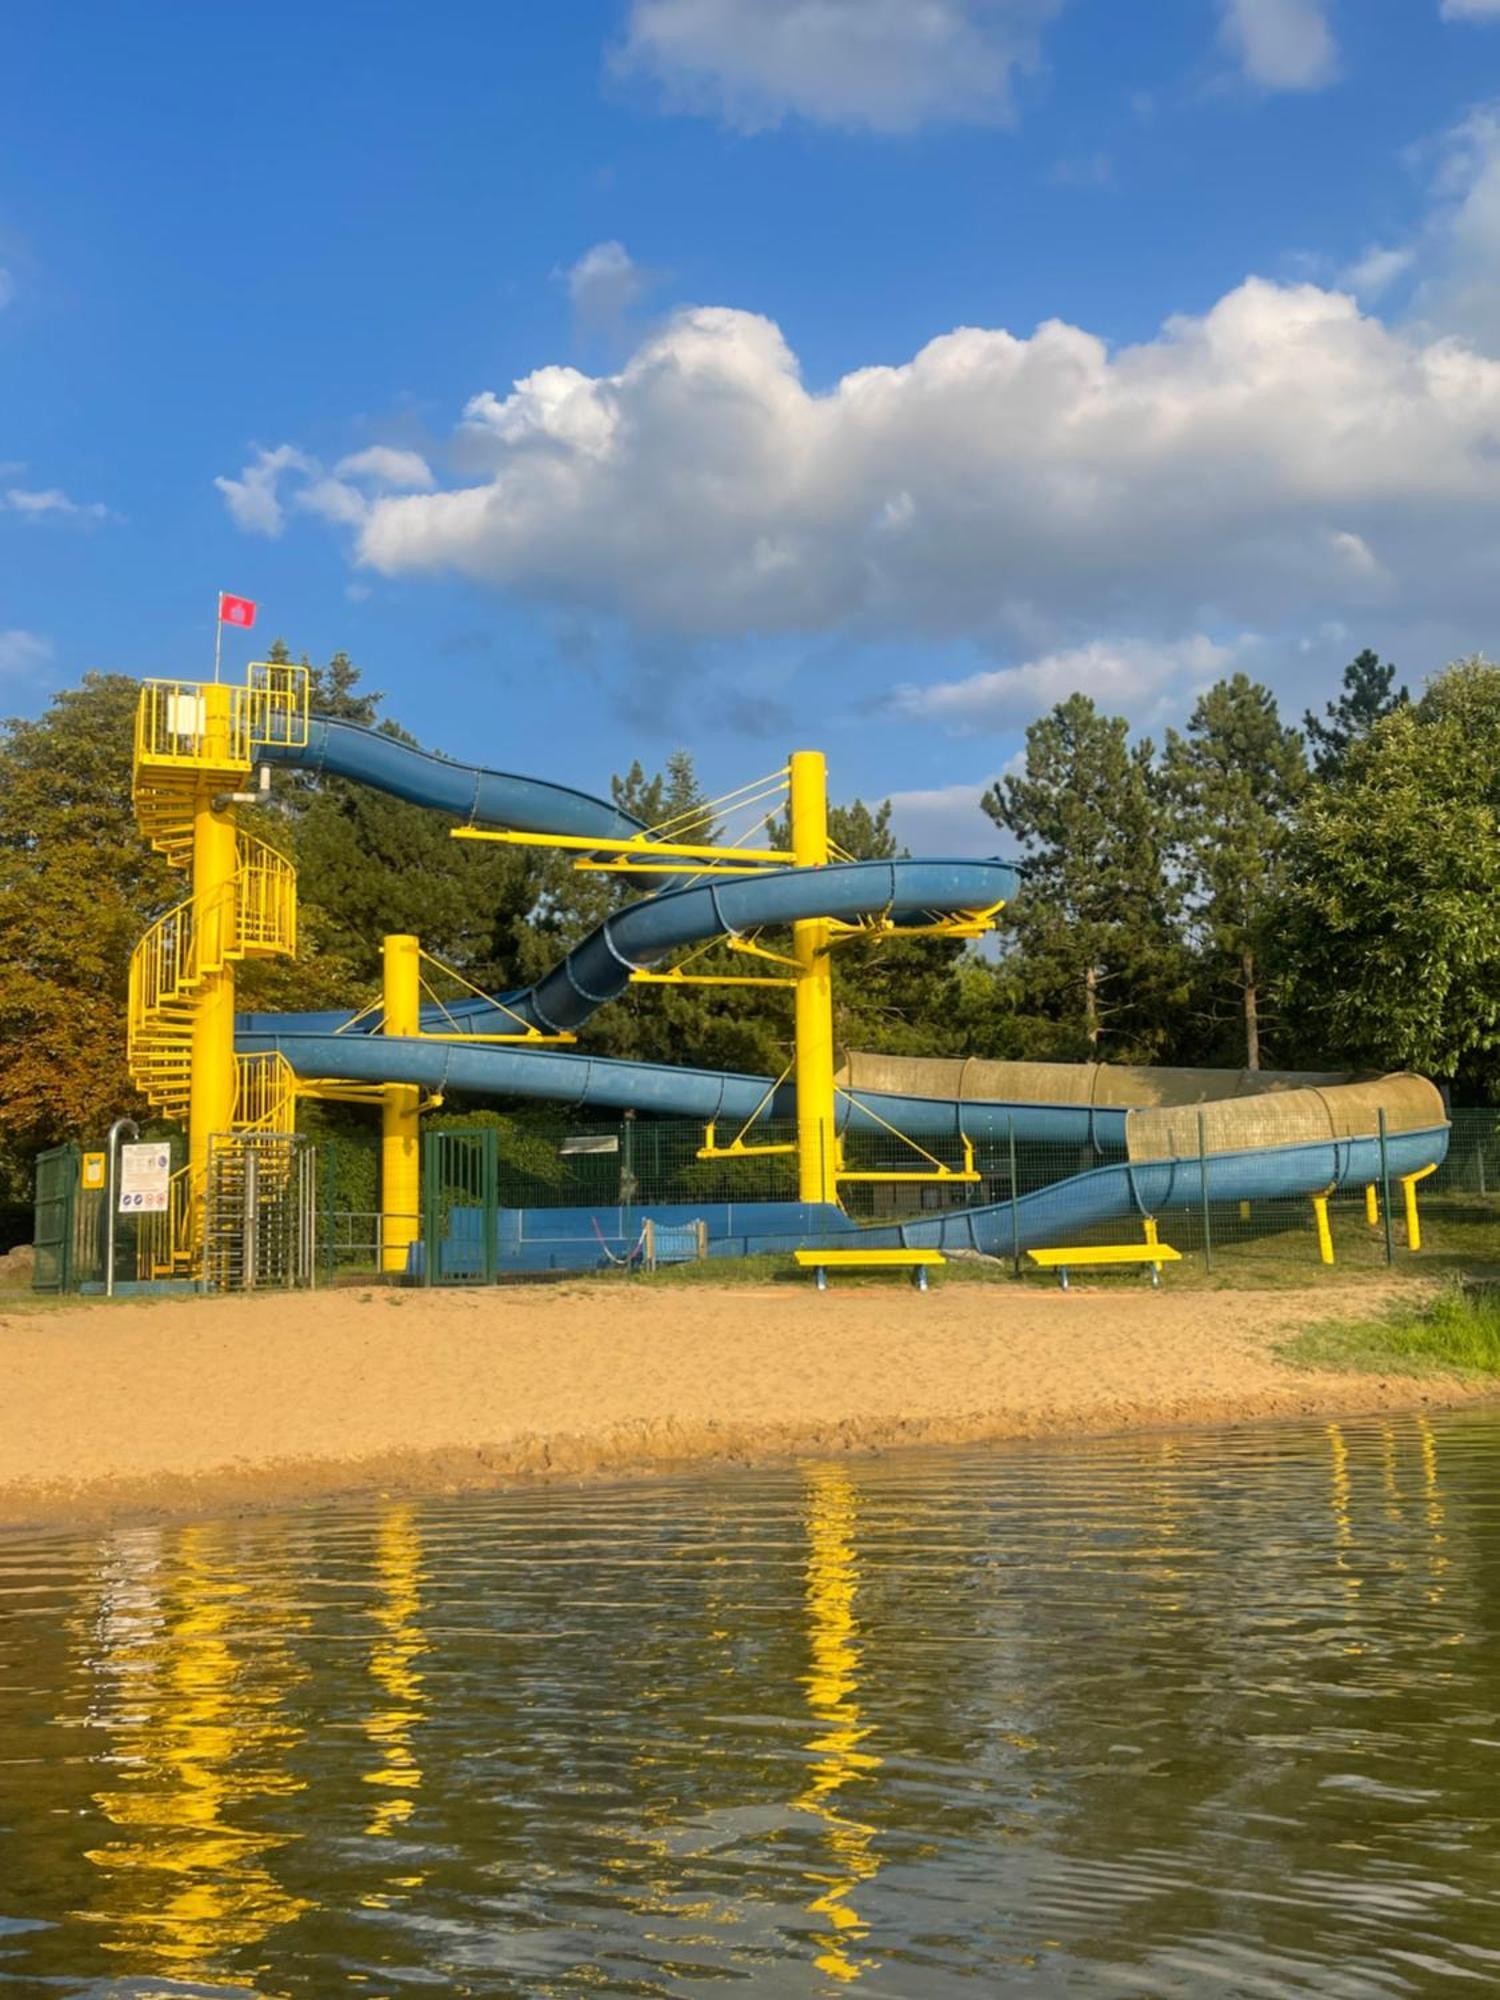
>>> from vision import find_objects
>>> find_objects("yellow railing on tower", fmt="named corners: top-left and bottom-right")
top-left (134, 664), bottom-right (310, 776)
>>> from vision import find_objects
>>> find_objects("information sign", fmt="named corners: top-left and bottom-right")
top-left (118, 1142), bottom-right (171, 1214)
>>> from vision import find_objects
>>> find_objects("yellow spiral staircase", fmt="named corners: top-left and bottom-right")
top-left (128, 666), bottom-right (309, 1276)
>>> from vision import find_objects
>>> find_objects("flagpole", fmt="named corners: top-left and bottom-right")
top-left (213, 591), bottom-right (223, 683)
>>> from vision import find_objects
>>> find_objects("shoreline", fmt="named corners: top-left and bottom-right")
top-left (1, 1279), bottom-right (1492, 1534)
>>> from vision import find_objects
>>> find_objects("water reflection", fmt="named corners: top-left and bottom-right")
top-left (796, 1466), bottom-right (882, 1984)
top-left (1, 1411), bottom-right (1497, 1997)
top-left (362, 1504), bottom-right (427, 1844)
top-left (77, 1521), bottom-right (309, 1982)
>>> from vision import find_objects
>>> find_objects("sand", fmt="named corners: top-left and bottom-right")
top-left (0, 1278), bottom-right (1490, 1531)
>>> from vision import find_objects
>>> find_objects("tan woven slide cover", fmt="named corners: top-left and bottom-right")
top-left (837, 1055), bottom-right (1447, 1162)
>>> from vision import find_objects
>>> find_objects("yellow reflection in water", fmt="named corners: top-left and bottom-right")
top-left (79, 1522), bottom-right (309, 1982)
top-left (362, 1505), bottom-right (428, 1844)
top-left (1416, 1414), bottom-right (1450, 1607)
top-left (1325, 1423), bottom-right (1363, 1627)
top-left (796, 1466), bottom-right (882, 1985)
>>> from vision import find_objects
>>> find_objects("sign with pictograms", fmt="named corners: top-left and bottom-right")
top-left (81, 1152), bottom-right (106, 1190)
top-left (118, 1143), bottom-right (171, 1214)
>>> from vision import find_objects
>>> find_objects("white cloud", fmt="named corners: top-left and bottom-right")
top-left (318, 277), bottom-right (1500, 659)
top-left (887, 781), bottom-right (1002, 856)
top-left (1218, 0), bottom-right (1337, 91)
top-left (1, 486), bottom-right (111, 522)
top-left (0, 628), bottom-right (52, 677)
top-left (613, 0), bottom-right (1066, 133)
top-left (213, 444), bottom-right (314, 537)
top-left (894, 636), bottom-right (1239, 731)
top-left (1442, 1), bottom-right (1500, 20)
top-left (1338, 244), bottom-right (1415, 299)
top-left (1409, 102), bottom-right (1500, 345)
top-left (333, 445), bottom-right (434, 489)
top-left (563, 241), bottom-right (650, 333)
top-left (0, 268), bottom-right (13, 310)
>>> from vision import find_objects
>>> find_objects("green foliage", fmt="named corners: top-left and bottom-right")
top-left (1281, 657), bottom-right (1500, 1091)
top-left (982, 693), bottom-right (1186, 1062)
top-left (0, 675), bottom-right (174, 1178)
top-left (1304, 648), bottom-right (1408, 781)
top-left (1163, 674), bottom-right (1307, 1069)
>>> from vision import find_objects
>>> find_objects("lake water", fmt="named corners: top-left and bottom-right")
top-left (2, 1412), bottom-right (1498, 1997)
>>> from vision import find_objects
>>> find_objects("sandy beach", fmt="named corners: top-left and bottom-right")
top-left (0, 1278), bottom-right (1490, 1531)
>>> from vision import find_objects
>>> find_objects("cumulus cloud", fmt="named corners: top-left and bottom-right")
top-left (1, 485), bottom-right (111, 522)
top-left (1218, 0), bottom-right (1337, 91)
top-left (1442, 1), bottom-right (1500, 19)
top-left (310, 277), bottom-right (1500, 661)
top-left (0, 628), bottom-right (52, 678)
top-left (893, 636), bottom-right (1241, 731)
top-left (613, 0), bottom-right (1066, 133)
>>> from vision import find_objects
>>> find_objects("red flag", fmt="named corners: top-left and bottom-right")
top-left (219, 592), bottom-right (257, 629)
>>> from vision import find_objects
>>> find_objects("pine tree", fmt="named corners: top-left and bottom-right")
top-left (1163, 674), bottom-right (1307, 1070)
top-left (982, 694), bottom-right (1185, 1062)
top-left (1282, 656), bottom-right (1500, 1094)
top-left (1304, 648), bottom-right (1408, 780)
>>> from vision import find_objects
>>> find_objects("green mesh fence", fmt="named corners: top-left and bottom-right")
top-left (314, 1105), bottom-right (1500, 1284)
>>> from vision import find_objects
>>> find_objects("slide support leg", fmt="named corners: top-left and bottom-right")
top-left (1312, 1194), bottom-right (1334, 1266)
top-left (381, 933), bottom-right (422, 1276)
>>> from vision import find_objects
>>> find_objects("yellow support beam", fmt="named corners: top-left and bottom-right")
top-left (630, 969), bottom-right (795, 989)
top-left (1312, 1193), bottom-right (1335, 1266)
top-left (790, 750), bottom-right (838, 1207)
top-left (186, 684), bottom-right (240, 1245)
top-left (381, 934), bottom-right (421, 1276)
top-left (452, 826), bottom-right (792, 866)
top-left (1401, 1164), bottom-right (1437, 1252)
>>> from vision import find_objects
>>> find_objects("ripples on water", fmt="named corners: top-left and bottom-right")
top-left (1, 1413), bottom-right (1499, 1997)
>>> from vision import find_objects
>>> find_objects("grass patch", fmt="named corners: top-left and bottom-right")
top-left (1279, 1283), bottom-right (1500, 1379)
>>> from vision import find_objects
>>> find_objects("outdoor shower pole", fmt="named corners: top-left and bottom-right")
top-left (104, 1116), bottom-right (139, 1299)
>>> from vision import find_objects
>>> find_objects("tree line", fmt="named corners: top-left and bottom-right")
top-left (2, 641), bottom-right (1497, 1200)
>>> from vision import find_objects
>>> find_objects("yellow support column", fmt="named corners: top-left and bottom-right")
top-left (789, 751), bottom-right (838, 1208)
top-left (382, 935), bottom-right (422, 1275)
top-left (1365, 1183), bottom-right (1380, 1228)
top-left (1312, 1194), bottom-right (1335, 1266)
top-left (1401, 1173), bottom-right (1423, 1253)
top-left (187, 684), bottom-right (240, 1243)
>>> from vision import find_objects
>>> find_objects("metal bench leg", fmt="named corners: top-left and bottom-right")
top-left (914, 1265), bottom-right (928, 1293)
top-left (1057, 1267), bottom-right (1069, 1292)
top-left (815, 1265), bottom-right (827, 1292)
top-left (1150, 1264), bottom-right (1161, 1289)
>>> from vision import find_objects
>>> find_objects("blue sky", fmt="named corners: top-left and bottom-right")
top-left (4, 0), bottom-right (1500, 850)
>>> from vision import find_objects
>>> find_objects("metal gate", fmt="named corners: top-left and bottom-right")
top-left (423, 1129), bottom-right (498, 1284)
top-left (205, 1133), bottom-right (316, 1291)
top-left (31, 1142), bottom-right (79, 1292)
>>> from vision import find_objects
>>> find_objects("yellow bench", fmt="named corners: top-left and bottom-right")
top-left (794, 1247), bottom-right (947, 1293)
top-left (1027, 1242), bottom-right (1181, 1291)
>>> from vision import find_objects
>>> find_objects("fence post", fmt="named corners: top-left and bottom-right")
top-left (1008, 1115), bottom-right (1021, 1276)
top-left (1198, 1109), bottom-right (1213, 1275)
top-left (1377, 1108), bottom-right (1395, 1266)
top-left (322, 1138), bottom-right (337, 1285)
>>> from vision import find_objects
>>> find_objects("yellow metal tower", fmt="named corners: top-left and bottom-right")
top-left (128, 665), bottom-right (308, 1273)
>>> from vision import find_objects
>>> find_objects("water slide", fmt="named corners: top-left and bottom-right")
top-left (240, 718), bottom-right (1449, 1266)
